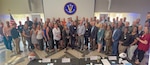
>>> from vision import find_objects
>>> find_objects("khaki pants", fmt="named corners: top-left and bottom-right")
top-left (13, 38), bottom-right (20, 54)
top-left (105, 40), bottom-right (112, 54)
top-left (20, 33), bottom-right (26, 46)
top-left (118, 43), bottom-right (127, 54)
top-left (77, 35), bottom-right (84, 49)
top-left (127, 45), bottom-right (137, 60)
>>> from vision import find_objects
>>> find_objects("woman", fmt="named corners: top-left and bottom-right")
top-left (36, 25), bottom-right (46, 51)
top-left (127, 26), bottom-right (138, 60)
top-left (118, 27), bottom-right (131, 54)
top-left (3, 21), bottom-right (13, 51)
top-left (31, 24), bottom-right (38, 49)
top-left (46, 22), bottom-right (54, 50)
top-left (23, 23), bottom-right (34, 51)
top-left (84, 22), bottom-right (90, 50)
top-left (62, 26), bottom-right (70, 50)
top-left (104, 24), bottom-right (112, 55)
top-left (97, 23), bottom-right (105, 52)
top-left (43, 23), bottom-right (48, 51)
top-left (135, 27), bottom-right (150, 64)
top-left (52, 24), bottom-right (61, 50)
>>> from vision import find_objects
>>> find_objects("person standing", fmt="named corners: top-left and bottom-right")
top-left (84, 23), bottom-right (91, 50)
top-left (135, 27), bottom-right (150, 64)
top-left (17, 21), bottom-right (26, 47)
top-left (77, 20), bottom-right (85, 50)
top-left (90, 21), bottom-right (98, 50)
top-left (104, 25), bottom-right (112, 55)
top-left (127, 26), bottom-right (138, 60)
top-left (23, 23), bottom-right (34, 51)
top-left (3, 21), bottom-right (13, 51)
top-left (36, 25), bottom-right (45, 51)
top-left (31, 24), bottom-right (38, 49)
top-left (52, 24), bottom-right (61, 50)
top-left (69, 22), bottom-right (77, 49)
top-left (97, 23), bottom-right (105, 52)
top-left (118, 27), bottom-right (131, 54)
top-left (25, 17), bottom-right (33, 30)
top-left (11, 23), bottom-right (21, 54)
top-left (112, 23), bottom-right (121, 55)
top-left (46, 22), bottom-right (54, 51)
top-left (62, 26), bottom-right (70, 50)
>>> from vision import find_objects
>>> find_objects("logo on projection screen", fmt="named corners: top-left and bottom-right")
top-left (64, 2), bottom-right (77, 15)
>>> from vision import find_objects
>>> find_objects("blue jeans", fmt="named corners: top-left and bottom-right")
top-left (3, 36), bottom-right (12, 50)
top-left (112, 41), bottom-right (119, 55)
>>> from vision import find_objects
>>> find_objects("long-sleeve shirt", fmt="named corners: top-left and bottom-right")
top-left (77, 24), bottom-right (85, 36)
top-left (52, 28), bottom-right (61, 40)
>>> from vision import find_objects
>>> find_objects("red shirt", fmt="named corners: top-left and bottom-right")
top-left (138, 33), bottom-right (150, 52)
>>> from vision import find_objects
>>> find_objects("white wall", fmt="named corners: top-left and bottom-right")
top-left (0, 0), bottom-right (43, 14)
top-left (0, 0), bottom-right (30, 14)
top-left (43, 0), bottom-right (95, 20)
top-left (95, 0), bottom-right (150, 25)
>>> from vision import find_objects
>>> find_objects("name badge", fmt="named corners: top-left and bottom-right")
top-left (124, 36), bottom-right (126, 39)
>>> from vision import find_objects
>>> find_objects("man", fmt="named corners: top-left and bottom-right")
top-left (75, 16), bottom-right (79, 23)
top-left (25, 17), bottom-right (33, 30)
top-left (17, 21), bottom-right (26, 47)
top-left (67, 17), bottom-right (72, 29)
top-left (77, 20), bottom-right (85, 50)
top-left (90, 21), bottom-right (98, 50)
top-left (33, 18), bottom-right (39, 27)
top-left (122, 22), bottom-right (130, 32)
top-left (112, 23), bottom-right (121, 55)
top-left (11, 23), bottom-right (21, 54)
top-left (129, 21), bottom-right (137, 33)
top-left (69, 21), bottom-right (77, 49)
top-left (104, 17), bottom-right (111, 25)
top-left (82, 17), bottom-right (86, 25)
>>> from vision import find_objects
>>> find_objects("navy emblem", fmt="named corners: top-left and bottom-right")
top-left (64, 2), bottom-right (77, 15)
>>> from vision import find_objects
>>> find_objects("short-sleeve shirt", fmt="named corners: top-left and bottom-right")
top-left (138, 33), bottom-right (150, 52)
top-left (23, 28), bottom-right (31, 39)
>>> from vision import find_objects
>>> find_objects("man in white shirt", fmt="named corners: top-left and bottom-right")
top-left (77, 20), bottom-right (85, 50)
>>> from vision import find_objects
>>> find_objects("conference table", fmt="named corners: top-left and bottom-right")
top-left (28, 56), bottom-right (134, 65)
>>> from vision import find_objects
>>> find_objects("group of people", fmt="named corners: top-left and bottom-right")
top-left (0, 13), bottom-right (150, 64)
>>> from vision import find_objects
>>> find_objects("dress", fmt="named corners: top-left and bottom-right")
top-left (31, 29), bottom-right (38, 44)
top-left (97, 28), bottom-right (105, 44)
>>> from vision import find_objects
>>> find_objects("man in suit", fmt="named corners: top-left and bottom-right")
top-left (90, 21), bottom-right (98, 50)
top-left (69, 21), bottom-right (77, 49)
top-left (112, 23), bottom-right (122, 55)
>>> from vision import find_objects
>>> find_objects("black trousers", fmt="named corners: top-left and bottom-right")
top-left (64, 38), bottom-right (69, 48)
top-left (84, 37), bottom-right (89, 46)
top-left (71, 36), bottom-right (76, 49)
top-left (26, 37), bottom-right (34, 50)
top-left (37, 39), bottom-right (44, 50)
top-left (137, 49), bottom-right (145, 62)
top-left (54, 40), bottom-right (59, 49)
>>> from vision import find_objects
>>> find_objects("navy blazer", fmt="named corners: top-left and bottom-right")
top-left (69, 25), bottom-right (77, 36)
top-left (90, 26), bottom-right (98, 39)
top-left (112, 28), bottom-right (122, 41)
